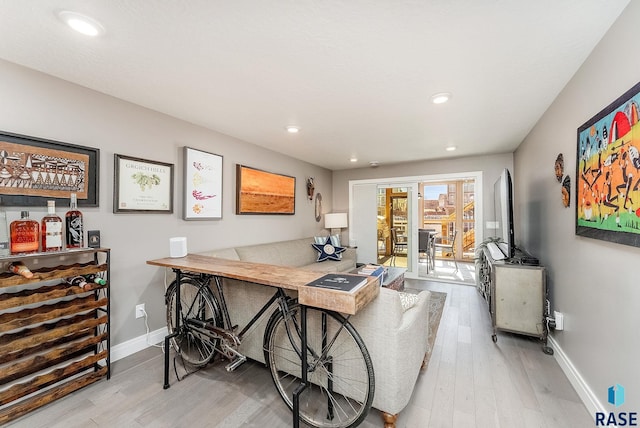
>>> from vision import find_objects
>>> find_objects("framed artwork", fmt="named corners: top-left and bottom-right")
top-left (236, 164), bottom-right (295, 215)
top-left (183, 147), bottom-right (223, 220)
top-left (113, 154), bottom-right (174, 213)
top-left (576, 80), bottom-right (640, 247)
top-left (0, 131), bottom-right (99, 206)
top-left (315, 192), bottom-right (323, 222)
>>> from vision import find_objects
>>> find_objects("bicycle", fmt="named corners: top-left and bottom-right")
top-left (164, 270), bottom-right (375, 428)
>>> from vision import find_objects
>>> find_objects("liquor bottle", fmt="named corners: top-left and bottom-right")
top-left (10, 211), bottom-right (39, 254)
top-left (65, 193), bottom-right (84, 248)
top-left (42, 200), bottom-right (63, 252)
top-left (0, 197), bottom-right (9, 257)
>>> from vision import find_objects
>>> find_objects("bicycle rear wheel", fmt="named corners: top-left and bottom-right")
top-left (165, 276), bottom-right (221, 367)
top-left (264, 303), bottom-right (374, 428)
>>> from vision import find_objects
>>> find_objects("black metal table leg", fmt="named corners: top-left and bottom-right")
top-left (292, 305), bottom-right (308, 428)
top-left (163, 268), bottom-right (182, 389)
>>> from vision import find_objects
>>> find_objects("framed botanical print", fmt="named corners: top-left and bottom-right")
top-left (183, 147), bottom-right (223, 220)
top-left (114, 154), bottom-right (174, 213)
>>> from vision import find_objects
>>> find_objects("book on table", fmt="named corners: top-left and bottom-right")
top-left (306, 273), bottom-right (368, 292)
top-left (357, 264), bottom-right (386, 283)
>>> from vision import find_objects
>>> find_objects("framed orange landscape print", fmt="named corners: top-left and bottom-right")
top-left (236, 164), bottom-right (295, 215)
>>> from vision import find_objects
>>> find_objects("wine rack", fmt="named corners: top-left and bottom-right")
top-left (0, 248), bottom-right (110, 424)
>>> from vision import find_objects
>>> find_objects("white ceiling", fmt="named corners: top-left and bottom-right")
top-left (0, 0), bottom-right (630, 170)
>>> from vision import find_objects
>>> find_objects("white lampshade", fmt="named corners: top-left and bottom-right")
top-left (324, 212), bottom-right (348, 229)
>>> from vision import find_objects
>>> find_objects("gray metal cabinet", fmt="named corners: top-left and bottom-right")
top-left (477, 247), bottom-right (553, 354)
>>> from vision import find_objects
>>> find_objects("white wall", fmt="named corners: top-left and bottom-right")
top-left (0, 59), bottom-right (332, 348)
top-left (515, 1), bottom-right (639, 411)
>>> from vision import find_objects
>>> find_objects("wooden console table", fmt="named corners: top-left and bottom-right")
top-left (147, 254), bottom-right (380, 427)
top-left (147, 254), bottom-right (380, 315)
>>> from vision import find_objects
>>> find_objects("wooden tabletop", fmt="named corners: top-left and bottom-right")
top-left (147, 254), bottom-right (380, 315)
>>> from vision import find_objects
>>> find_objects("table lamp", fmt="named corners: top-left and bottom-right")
top-left (324, 212), bottom-right (348, 237)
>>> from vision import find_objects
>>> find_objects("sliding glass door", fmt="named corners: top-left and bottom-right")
top-left (350, 173), bottom-right (481, 281)
top-left (375, 183), bottom-right (417, 276)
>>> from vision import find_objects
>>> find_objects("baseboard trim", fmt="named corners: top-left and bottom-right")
top-left (111, 327), bottom-right (168, 362)
top-left (548, 335), bottom-right (604, 417)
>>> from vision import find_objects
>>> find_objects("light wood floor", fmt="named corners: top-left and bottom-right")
top-left (7, 280), bottom-right (592, 428)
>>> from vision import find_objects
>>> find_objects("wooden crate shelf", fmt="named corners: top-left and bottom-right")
top-left (0, 248), bottom-right (110, 424)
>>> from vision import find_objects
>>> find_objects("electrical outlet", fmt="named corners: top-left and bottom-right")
top-left (554, 310), bottom-right (564, 331)
top-left (135, 303), bottom-right (145, 319)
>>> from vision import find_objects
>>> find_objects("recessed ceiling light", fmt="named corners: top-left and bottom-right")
top-left (286, 126), bottom-right (300, 133)
top-left (57, 11), bottom-right (105, 37)
top-left (431, 92), bottom-right (451, 104)
top-left (350, 157), bottom-right (358, 163)
top-left (446, 146), bottom-right (457, 152)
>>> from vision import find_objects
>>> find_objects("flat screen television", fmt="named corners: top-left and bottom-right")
top-left (493, 168), bottom-right (515, 258)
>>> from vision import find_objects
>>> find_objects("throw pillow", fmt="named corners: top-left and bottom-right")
top-left (313, 235), bottom-right (343, 260)
top-left (312, 236), bottom-right (346, 262)
top-left (398, 292), bottom-right (420, 312)
top-left (314, 234), bottom-right (342, 247)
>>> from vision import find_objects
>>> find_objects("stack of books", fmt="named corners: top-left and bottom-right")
top-left (357, 264), bottom-right (386, 284)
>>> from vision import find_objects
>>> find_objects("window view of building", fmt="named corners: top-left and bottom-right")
top-left (420, 179), bottom-right (475, 260)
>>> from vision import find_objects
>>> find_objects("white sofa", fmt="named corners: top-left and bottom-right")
top-left (197, 237), bottom-right (431, 427)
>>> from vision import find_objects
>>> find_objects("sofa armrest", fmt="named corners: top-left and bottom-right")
top-left (350, 289), bottom-right (431, 415)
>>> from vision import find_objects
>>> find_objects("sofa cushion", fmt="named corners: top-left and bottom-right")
top-left (235, 238), bottom-right (321, 267)
top-left (200, 237), bottom-right (356, 272)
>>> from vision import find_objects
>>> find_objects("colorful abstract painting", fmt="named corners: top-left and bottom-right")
top-left (576, 81), bottom-right (640, 247)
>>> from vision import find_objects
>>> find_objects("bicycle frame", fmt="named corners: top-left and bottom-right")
top-left (164, 268), bottom-right (292, 385)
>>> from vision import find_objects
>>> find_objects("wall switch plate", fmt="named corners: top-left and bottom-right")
top-left (135, 303), bottom-right (145, 319)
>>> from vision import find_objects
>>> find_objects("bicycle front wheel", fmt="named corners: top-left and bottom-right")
top-left (264, 303), bottom-right (374, 428)
top-left (165, 276), bottom-right (221, 367)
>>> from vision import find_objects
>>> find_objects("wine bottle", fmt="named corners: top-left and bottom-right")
top-left (42, 200), bottom-right (63, 252)
top-left (85, 273), bottom-right (107, 285)
top-left (8, 262), bottom-right (34, 278)
top-left (10, 211), bottom-right (39, 254)
top-left (65, 275), bottom-right (88, 289)
top-left (65, 193), bottom-right (84, 248)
